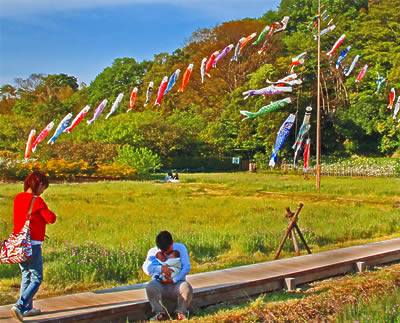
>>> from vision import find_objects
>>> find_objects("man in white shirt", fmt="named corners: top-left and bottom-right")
top-left (142, 231), bottom-right (192, 321)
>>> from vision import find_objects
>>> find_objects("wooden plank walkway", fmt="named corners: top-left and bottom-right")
top-left (1, 238), bottom-right (399, 322)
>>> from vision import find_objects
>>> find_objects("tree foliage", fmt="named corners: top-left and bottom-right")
top-left (0, 0), bottom-right (399, 166)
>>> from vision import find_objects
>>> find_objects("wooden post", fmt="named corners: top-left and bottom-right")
top-left (274, 203), bottom-right (304, 260)
top-left (293, 224), bottom-right (312, 255)
top-left (274, 203), bottom-right (312, 260)
top-left (286, 207), bottom-right (300, 256)
top-left (316, 0), bottom-right (322, 190)
top-left (291, 229), bottom-right (300, 256)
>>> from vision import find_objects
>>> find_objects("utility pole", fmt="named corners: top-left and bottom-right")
top-left (316, 0), bottom-right (321, 190)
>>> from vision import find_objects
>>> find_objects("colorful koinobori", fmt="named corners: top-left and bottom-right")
top-left (231, 37), bottom-right (245, 62)
top-left (288, 52), bottom-right (307, 74)
top-left (164, 69), bottom-right (181, 94)
top-left (144, 82), bottom-right (154, 106)
top-left (242, 85), bottom-right (293, 100)
top-left (65, 105), bottom-right (90, 133)
top-left (293, 106), bottom-right (312, 165)
top-left (253, 25), bottom-right (270, 45)
top-left (266, 74), bottom-right (302, 86)
top-left (105, 93), bottom-right (124, 119)
top-left (321, 9), bottom-right (329, 20)
top-left (344, 55), bottom-right (359, 77)
top-left (269, 113), bottom-right (296, 167)
top-left (205, 51), bottom-right (219, 78)
top-left (238, 33), bottom-right (257, 56)
top-left (388, 88), bottom-right (396, 110)
top-left (47, 113), bottom-right (73, 145)
top-left (127, 87), bottom-right (138, 112)
top-left (336, 46), bottom-right (351, 69)
top-left (257, 16), bottom-right (289, 54)
top-left (375, 73), bottom-right (386, 94)
top-left (88, 99), bottom-right (108, 124)
top-left (355, 64), bottom-right (368, 83)
top-left (31, 121), bottom-right (54, 152)
top-left (303, 138), bottom-right (311, 172)
top-left (200, 57), bottom-right (207, 83)
top-left (327, 34), bottom-right (345, 57)
top-left (309, 13), bottom-right (321, 29)
top-left (178, 64), bottom-right (193, 92)
top-left (314, 24), bottom-right (336, 40)
top-left (24, 130), bottom-right (36, 160)
top-left (308, 5), bottom-right (325, 28)
top-left (23, 4), bottom-right (397, 159)
top-left (213, 44), bottom-right (234, 68)
top-left (22, 14), bottom-right (296, 157)
top-left (239, 97), bottom-right (292, 121)
top-left (154, 76), bottom-right (169, 106)
top-left (393, 96), bottom-right (400, 120)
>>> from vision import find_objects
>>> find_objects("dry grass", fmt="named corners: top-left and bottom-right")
top-left (186, 263), bottom-right (400, 322)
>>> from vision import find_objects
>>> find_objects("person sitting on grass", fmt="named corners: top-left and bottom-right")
top-left (167, 172), bottom-right (179, 183)
top-left (142, 231), bottom-right (192, 321)
top-left (150, 250), bottom-right (182, 282)
top-left (165, 172), bottom-right (173, 182)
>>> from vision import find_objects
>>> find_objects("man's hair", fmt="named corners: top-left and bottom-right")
top-left (24, 171), bottom-right (49, 195)
top-left (156, 231), bottom-right (173, 251)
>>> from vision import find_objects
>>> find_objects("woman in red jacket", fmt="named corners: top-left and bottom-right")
top-left (10, 171), bottom-right (56, 322)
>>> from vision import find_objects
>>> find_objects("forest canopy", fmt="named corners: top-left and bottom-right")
top-left (0, 0), bottom-right (399, 170)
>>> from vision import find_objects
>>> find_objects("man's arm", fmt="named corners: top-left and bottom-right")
top-left (142, 247), bottom-right (162, 277)
top-left (172, 243), bottom-right (190, 283)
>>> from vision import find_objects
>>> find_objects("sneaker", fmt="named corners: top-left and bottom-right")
top-left (149, 312), bottom-right (167, 321)
top-left (176, 311), bottom-right (189, 320)
top-left (24, 308), bottom-right (41, 317)
top-left (10, 305), bottom-right (24, 322)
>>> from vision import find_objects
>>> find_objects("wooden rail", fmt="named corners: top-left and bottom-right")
top-left (1, 238), bottom-right (399, 322)
top-left (281, 164), bottom-right (399, 177)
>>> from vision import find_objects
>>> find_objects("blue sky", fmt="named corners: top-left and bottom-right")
top-left (0, 0), bottom-right (281, 87)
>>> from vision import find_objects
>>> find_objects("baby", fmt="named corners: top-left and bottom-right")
top-left (152, 250), bottom-right (182, 282)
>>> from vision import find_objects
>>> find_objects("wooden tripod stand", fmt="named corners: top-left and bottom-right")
top-left (274, 203), bottom-right (312, 260)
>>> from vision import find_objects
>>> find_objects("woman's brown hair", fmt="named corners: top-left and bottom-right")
top-left (24, 171), bottom-right (49, 195)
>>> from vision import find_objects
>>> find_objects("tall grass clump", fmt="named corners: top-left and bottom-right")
top-left (335, 288), bottom-right (400, 323)
top-left (182, 232), bottom-right (231, 262)
top-left (44, 241), bottom-right (147, 285)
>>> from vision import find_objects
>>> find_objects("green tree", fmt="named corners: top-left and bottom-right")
top-left (87, 57), bottom-right (152, 114)
top-left (115, 145), bottom-right (162, 176)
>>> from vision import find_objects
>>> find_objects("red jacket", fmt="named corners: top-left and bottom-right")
top-left (13, 192), bottom-right (56, 241)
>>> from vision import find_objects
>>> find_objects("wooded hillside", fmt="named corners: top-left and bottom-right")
top-left (1, 0), bottom-right (399, 170)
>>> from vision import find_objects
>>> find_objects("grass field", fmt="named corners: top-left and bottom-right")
top-left (0, 172), bottom-right (399, 305)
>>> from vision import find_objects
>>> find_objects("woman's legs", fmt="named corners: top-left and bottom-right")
top-left (16, 245), bottom-right (43, 312)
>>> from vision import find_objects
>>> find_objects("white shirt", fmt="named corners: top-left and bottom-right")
top-left (142, 242), bottom-right (190, 283)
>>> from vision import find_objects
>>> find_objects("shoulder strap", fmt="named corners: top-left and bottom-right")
top-left (27, 196), bottom-right (37, 219)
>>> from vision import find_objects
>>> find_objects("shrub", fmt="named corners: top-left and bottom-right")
top-left (45, 159), bottom-right (90, 179)
top-left (94, 162), bottom-right (137, 179)
top-left (35, 142), bottom-right (119, 166)
top-left (114, 145), bottom-right (162, 177)
top-left (253, 152), bottom-right (270, 170)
